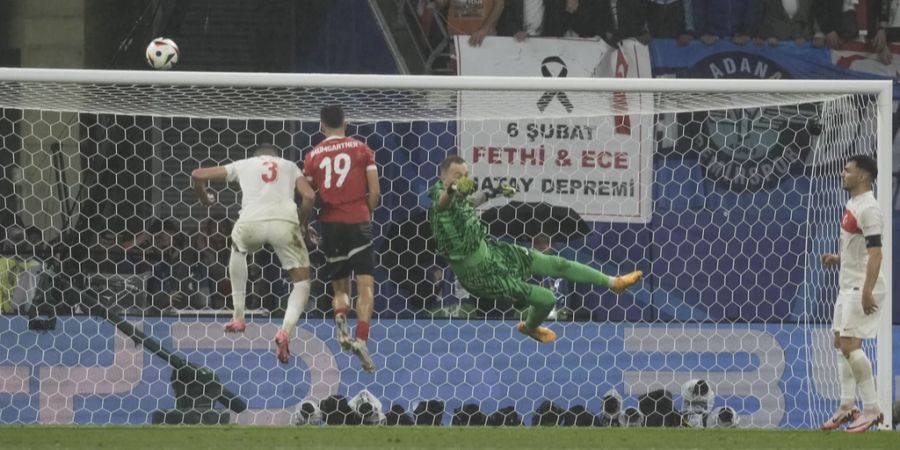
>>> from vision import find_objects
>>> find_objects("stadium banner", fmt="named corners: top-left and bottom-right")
top-left (455, 36), bottom-right (653, 223)
top-left (2, 315), bottom-right (895, 427)
top-left (649, 39), bottom-right (900, 324)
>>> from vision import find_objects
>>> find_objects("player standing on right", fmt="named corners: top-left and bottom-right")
top-left (820, 155), bottom-right (885, 433)
top-left (304, 105), bottom-right (380, 373)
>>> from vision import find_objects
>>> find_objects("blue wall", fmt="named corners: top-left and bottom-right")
top-left (0, 316), bottom-right (894, 427)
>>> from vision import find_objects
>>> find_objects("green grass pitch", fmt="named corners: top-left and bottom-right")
top-left (1, 426), bottom-right (897, 450)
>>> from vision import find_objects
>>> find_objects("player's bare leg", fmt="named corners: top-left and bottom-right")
top-left (275, 266), bottom-right (311, 364)
top-left (822, 332), bottom-right (860, 430)
top-left (332, 277), bottom-right (353, 350)
top-left (350, 274), bottom-right (376, 373)
top-left (225, 247), bottom-right (248, 333)
top-left (841, 336), bottom-right (883, 433)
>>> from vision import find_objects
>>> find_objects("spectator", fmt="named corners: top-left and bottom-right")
top-left (544, 0), bottom-right (614, 39)
top-left (453, 0), bottom-right (505, 46)
top-left (756, 0), bottom-right (814, 46)
top-left (812, 0), bottom-right (859, 49)
top-left (498, 0), bottom-right (613, 41)
top-left (496, 0), bottom-right (544, 41)
top-left (867, 0), bottom-right (900, 64)
top-left (616, 0), bottom-right (694, 45)
top-left (692, 0), bottom-right (763, 45)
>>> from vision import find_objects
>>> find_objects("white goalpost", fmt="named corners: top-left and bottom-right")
top-left (0, 68), bottom-right (891, 428)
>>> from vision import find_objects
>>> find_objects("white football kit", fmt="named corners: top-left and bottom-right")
top-left (832, 191), bottom-right (885, 339)
top-left (225, 156), bottom-right (309, 269)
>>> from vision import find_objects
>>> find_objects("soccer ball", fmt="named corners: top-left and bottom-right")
top-left (145, 37), bottom-right (179, 70)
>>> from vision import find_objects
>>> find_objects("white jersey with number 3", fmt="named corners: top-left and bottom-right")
top-left (225, 156), bottom-right (301, 224)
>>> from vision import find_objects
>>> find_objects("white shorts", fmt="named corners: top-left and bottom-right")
top-left (832, 289), bottom-right (884, 339)
top-left (231, 220), bottom-right (309, 270)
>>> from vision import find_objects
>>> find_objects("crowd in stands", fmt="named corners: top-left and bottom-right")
top-left (425, 0), bottom-right (899, 64)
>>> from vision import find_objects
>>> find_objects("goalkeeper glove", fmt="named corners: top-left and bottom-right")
top-left (451, 176), bottom-right (476, 196)
top-left (488, 182), bottom-right (517, 199)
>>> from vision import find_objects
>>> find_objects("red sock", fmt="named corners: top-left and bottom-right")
top-left (334, 307), bottom-right (348, 318)
top-left (355, 321), bottom-right (369, 341)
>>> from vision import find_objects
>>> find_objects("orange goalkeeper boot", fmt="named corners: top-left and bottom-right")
top-left (610, 271), bottom-right (643, 294)
top-left (516, 322), bottom-right (557, 343)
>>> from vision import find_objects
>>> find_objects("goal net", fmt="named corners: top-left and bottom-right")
top-left (0, 69), bottom-right (891, 428)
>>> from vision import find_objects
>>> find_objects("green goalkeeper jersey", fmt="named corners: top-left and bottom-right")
top-left (428, 180), bottom-right (488, 262)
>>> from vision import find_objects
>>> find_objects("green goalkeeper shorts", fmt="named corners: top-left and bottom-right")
top-left (450, 239), bottom-right (534, 301)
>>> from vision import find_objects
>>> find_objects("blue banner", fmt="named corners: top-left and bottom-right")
top-left (650, 39), bottom-right (893, 90)
top-left (0, 316), bottom-right (893, 427)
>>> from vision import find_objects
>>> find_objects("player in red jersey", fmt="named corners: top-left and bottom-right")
top-left (303, 105), bottom-right (380, 373)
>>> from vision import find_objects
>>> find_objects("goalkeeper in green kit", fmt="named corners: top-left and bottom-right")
top-left (429, 155), bottom-right (643, 343)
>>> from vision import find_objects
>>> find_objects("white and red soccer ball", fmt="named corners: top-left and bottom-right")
top-left (145, 37), bottom-right (179, 70)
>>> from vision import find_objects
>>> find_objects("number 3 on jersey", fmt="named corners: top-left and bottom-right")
top-left (261, 160), bottom-right (279, 183)
top-left (319, 153), bottom-right (351, 188)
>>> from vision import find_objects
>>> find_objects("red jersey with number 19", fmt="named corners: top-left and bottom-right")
top-left (303, 136), bottom-right (376, 224)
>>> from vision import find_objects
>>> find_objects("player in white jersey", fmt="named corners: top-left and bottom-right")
top-left (819, 155), bottom-right (885, 433)
top-left (191, 144), bottom-right (315, 364)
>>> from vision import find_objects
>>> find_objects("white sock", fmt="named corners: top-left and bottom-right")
top-left (837, 353), bottom-right (856, 408)
top-left (228, 250), bottom-right (248, 320)
top-left (281, 280), bottom-right (311, 338)
top-left (847, 349), bottom-right (878, 410)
